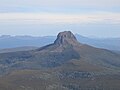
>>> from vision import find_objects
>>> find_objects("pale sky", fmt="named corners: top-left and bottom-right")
top-left (0, 0), bottom-right (120, 38)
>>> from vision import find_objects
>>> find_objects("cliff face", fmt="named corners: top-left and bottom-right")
top-left (54, 31), bottom-right (80, 46)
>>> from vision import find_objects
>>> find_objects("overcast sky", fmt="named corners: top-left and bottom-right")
top-left (0, 0), bottom-right (120, 38)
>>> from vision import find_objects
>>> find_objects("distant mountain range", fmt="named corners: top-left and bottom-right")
top-left (76, 34), bottom-right (120, 51)
top-left (0, 34), bottom-right (120, 51)
top-left (0, 35), bottom-right (55, 49)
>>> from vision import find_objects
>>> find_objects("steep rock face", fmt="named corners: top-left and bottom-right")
top-left (54, 31), bottom-right (80, 46)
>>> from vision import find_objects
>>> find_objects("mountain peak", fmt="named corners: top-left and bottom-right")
top-left (54, 31), bottom-right (80, 46)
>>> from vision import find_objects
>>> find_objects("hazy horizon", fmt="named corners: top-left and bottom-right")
top-left (0, 0), bottom-right (120, 38)
top-left (0, 30), bottom-right (120, 39)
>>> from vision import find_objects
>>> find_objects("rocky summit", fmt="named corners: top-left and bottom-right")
top-left (54, 31), bottom-right (80, 46)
